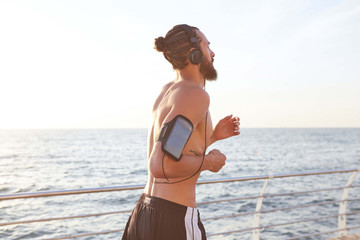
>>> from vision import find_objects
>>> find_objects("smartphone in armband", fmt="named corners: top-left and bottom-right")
top-left (156, 115), bottom-right (194, 161)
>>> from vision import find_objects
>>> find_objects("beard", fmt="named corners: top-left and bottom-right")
top-left (200, 58), bottom-right (217, 81)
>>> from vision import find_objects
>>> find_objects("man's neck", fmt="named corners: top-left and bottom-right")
top-left (177, 66), bottom-right (205, 88)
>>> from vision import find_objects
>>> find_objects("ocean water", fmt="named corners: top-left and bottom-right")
top-left (0, 128), bottom-right (359, 239)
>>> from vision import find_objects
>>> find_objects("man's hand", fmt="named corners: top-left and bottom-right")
top-left (204, 149), bottom-right (226, 173)
top-left (211, 114), bottom-right (240, 144)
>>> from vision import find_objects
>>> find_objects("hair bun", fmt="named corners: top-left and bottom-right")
top-left (154, 36), bottom-right (166, 52)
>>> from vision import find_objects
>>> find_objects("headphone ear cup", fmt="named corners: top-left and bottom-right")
top-left (189, 49), bottom-right (204, 65)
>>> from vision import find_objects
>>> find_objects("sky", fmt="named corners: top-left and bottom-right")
top-left (0, 0), bottom-right (359, 129)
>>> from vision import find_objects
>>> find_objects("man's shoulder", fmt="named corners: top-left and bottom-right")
top-left (173, 81), bottom-right (209, 99)
top-left (170, 83), bottom-right (209, 115)
top-left (159, 81), bottom-right (175, 94)
top-left (181, 85), bottom-right (209, 104)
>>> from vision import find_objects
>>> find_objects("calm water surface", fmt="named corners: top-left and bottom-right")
top-left (0, 128), bottom-right (359, 239)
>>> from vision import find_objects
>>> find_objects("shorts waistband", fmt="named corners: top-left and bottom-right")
top-left (138, 193), bottom-right (197, 216)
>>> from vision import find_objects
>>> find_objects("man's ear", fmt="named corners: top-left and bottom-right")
top-left (188, 48), bottom-right (196, 57)
top-left (187, 48), bottom-right (196, 65)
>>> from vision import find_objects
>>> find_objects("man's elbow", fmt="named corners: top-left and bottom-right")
top-left (148, 144), bottom-right (166, 178)
top-left (149, 152), bottom-right (178, 178)
top-left (149, 156), bottom-right (164, 178)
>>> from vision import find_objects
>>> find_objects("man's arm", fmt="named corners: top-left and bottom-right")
top-left (149, 86), bottom-right (226, 179)
top-left (149, 144), bottom-right (226, 179)
top-left (209, 115), bottom-right (240, 146)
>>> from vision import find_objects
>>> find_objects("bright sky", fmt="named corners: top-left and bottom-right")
top-left (0, 0), bottom-right (359, 128)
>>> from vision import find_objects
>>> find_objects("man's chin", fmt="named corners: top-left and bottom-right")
top-left (200, 62), bottom-right (218, 81)
top-left (206, 71), bottom-right (217, 81)
top-left (204, 68), bottom-right (217, 81)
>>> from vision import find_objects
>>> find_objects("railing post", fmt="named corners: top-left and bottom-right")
top-left (253, 176), bottom-right (271, 240)
top-left (338, 170), bottom-right (357, 237)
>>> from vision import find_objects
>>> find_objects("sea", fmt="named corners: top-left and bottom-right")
top-left (0, 128), bottom-right (359, 240)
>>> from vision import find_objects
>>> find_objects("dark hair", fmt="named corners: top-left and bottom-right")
top-left (154, 24), bottom-right (199, 70)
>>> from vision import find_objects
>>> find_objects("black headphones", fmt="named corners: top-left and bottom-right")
top-left (176, 24), bottom-right (204, 65)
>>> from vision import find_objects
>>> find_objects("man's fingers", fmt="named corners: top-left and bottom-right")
top-left (233, 116), bottom-right (240, 135)
top-left (223, 114), bottom-right (233, 121)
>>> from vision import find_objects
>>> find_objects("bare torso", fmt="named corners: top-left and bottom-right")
top-left (143, 80), bottom-right (213, 208)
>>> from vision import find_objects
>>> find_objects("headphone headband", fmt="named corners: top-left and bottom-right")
top-left (176, 24), bottom-right (204, 65)
top-left (176, 24), bottom-right (198, 46)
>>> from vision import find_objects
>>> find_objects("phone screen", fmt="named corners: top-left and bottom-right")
top-left (163, 117), bottom-right (193, 160)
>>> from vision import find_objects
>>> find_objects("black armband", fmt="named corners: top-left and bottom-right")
top-left (156, 115), bottom-right (193, 161)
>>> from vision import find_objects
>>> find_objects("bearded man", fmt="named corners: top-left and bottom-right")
top-left (122, 24), bottom-right (240, 240)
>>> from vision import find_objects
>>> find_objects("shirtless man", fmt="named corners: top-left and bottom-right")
top-left (122, 24), bottom-right (240, 240)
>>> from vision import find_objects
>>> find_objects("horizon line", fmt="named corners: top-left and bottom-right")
top-left (1, 127), bottom-right (360, 130)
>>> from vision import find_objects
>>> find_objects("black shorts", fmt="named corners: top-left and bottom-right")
top-left (122, 194), bottom-right (207, 240)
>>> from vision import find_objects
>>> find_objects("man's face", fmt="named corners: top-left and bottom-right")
top-left (196, 30), bottom-right (217, 81)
